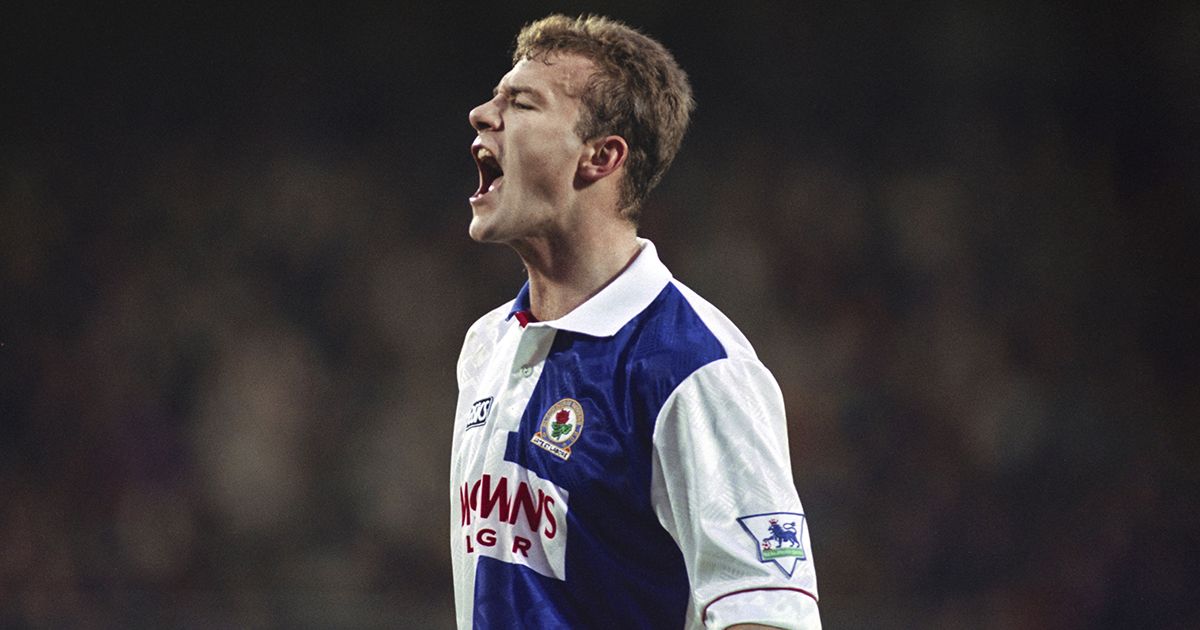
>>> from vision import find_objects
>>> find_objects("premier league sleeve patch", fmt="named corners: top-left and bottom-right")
top-left (737, 512), bottom-right (808, 578)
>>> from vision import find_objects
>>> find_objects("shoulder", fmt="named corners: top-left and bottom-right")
top-left (622, 279), bottom-right (765, 393)
top-left (456, 299), bottom-right (515, 383)
top-left (662, 279), bottom-right (759, 363)
top-left (464, 299), bottom-right (514, 339)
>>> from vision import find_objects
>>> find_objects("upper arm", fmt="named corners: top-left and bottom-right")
top-left (650, 358), bottom-right (821, 629)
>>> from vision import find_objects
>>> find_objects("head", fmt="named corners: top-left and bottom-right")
top-left (513, 15), bottom-right (695, 223)
top-left (468, 15), bottom-right (693, 242)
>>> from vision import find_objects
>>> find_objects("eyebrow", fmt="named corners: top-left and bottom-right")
top-left (493, 84), bottom-right (546, 104)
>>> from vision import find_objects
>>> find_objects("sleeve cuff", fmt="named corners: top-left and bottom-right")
top-left (704, 587), bottom-right (821, 630)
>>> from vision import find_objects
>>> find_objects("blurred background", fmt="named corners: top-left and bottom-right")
top-left (2, 1), bottom-right (1197, 627)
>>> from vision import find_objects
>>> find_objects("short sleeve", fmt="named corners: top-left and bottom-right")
top-left (651, 358), bottom-right (821, 630)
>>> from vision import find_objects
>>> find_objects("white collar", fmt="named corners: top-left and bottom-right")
top-left (508, 238), bottom-right (672, 337)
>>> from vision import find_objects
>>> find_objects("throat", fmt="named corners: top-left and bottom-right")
top-left (520, 236), bottom-right (642, 321)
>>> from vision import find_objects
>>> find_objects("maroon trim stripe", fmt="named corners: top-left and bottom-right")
top-left (703, 587), bottom-right (819, 622)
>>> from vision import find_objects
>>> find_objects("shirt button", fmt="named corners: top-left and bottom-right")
top-left (520, 366), bottom-right (533, 378)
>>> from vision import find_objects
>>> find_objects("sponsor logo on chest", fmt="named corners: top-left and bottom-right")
top-left (458, 472), bottom-right (568, 579)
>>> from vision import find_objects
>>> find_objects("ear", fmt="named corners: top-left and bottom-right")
top-left (577, 135), bottom-right (628, 183)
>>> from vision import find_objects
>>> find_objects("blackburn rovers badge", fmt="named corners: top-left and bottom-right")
top-left (531, 398), bottom-right (584, 460)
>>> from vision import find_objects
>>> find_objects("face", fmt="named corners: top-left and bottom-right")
top-left (467, 54), bottom-right (595, 244)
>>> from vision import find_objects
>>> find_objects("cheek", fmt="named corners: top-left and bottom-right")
top-left (517, 133), bottom-right (581, 186)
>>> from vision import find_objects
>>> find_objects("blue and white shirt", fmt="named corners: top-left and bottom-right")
top-left (451, 239), bottom-right (820, 629)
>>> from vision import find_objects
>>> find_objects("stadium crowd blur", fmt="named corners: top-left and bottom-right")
top-left (2, 2), bottom-right (1196, 628)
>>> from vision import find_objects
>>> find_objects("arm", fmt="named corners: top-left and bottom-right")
top-left (651, 358), bottom-right (821, 630)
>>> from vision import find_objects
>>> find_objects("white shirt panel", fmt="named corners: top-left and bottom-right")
top-left (451, 304), bottom-right (569, 629)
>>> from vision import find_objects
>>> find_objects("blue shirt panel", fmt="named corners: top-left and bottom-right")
top-left (473, 283), bottom-right (728, 628)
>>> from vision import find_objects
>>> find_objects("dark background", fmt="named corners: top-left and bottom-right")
top-left (2, 1), bottom-right (1197, 627)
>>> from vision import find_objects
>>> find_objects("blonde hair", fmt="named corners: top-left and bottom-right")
top-left (514, 15), bottom-right (694, 223)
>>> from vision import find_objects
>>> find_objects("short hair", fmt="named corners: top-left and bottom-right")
top-left (514, 14), bottom-right (695, 223)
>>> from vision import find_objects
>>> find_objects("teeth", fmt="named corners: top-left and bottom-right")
top-left (476, 146), bottom-right (494, 161)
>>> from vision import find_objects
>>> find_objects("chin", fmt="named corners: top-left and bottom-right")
top-left (468, 216), bottom-right (503, 244)
top-left (467, 220), bottom-right (488, 243)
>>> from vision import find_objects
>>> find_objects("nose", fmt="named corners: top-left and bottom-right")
top-left (469, 97), bottom-right (501, 132)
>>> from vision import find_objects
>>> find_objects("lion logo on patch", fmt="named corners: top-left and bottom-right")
top-left (763, 518), bottom-right (801, 549)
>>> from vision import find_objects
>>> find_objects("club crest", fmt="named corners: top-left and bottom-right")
top-left (737, 512), bottom-right (808, 578)
top-left (531, 398), bottom-right (584, 460)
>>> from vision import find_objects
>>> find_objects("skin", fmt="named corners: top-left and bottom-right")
top-left (468, 53), bottom-right (638, 322)
top-left (467, 53), bottom-right (787, 630)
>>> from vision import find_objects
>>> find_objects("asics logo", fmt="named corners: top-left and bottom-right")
top-left (466, 396), bottom-right (494, 430)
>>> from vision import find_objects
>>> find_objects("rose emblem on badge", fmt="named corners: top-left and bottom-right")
top-left (531, 398), bottom-right (585, 460)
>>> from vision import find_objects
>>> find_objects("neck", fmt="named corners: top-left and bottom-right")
top-left (511, 223), bottom-right (640, 322)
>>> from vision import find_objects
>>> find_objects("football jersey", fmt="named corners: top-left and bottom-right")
top-left (451, 239), bottom-right (820, 629)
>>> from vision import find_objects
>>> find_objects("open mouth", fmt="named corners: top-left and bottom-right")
top-left (472, 145), bottom-right (504, 199)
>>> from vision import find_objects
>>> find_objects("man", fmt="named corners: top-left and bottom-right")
top-left (451, 14), bottom-right (820, 629)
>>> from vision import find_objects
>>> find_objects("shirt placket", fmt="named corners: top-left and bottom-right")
top-left (482, 323), bottom-right (555, 467)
